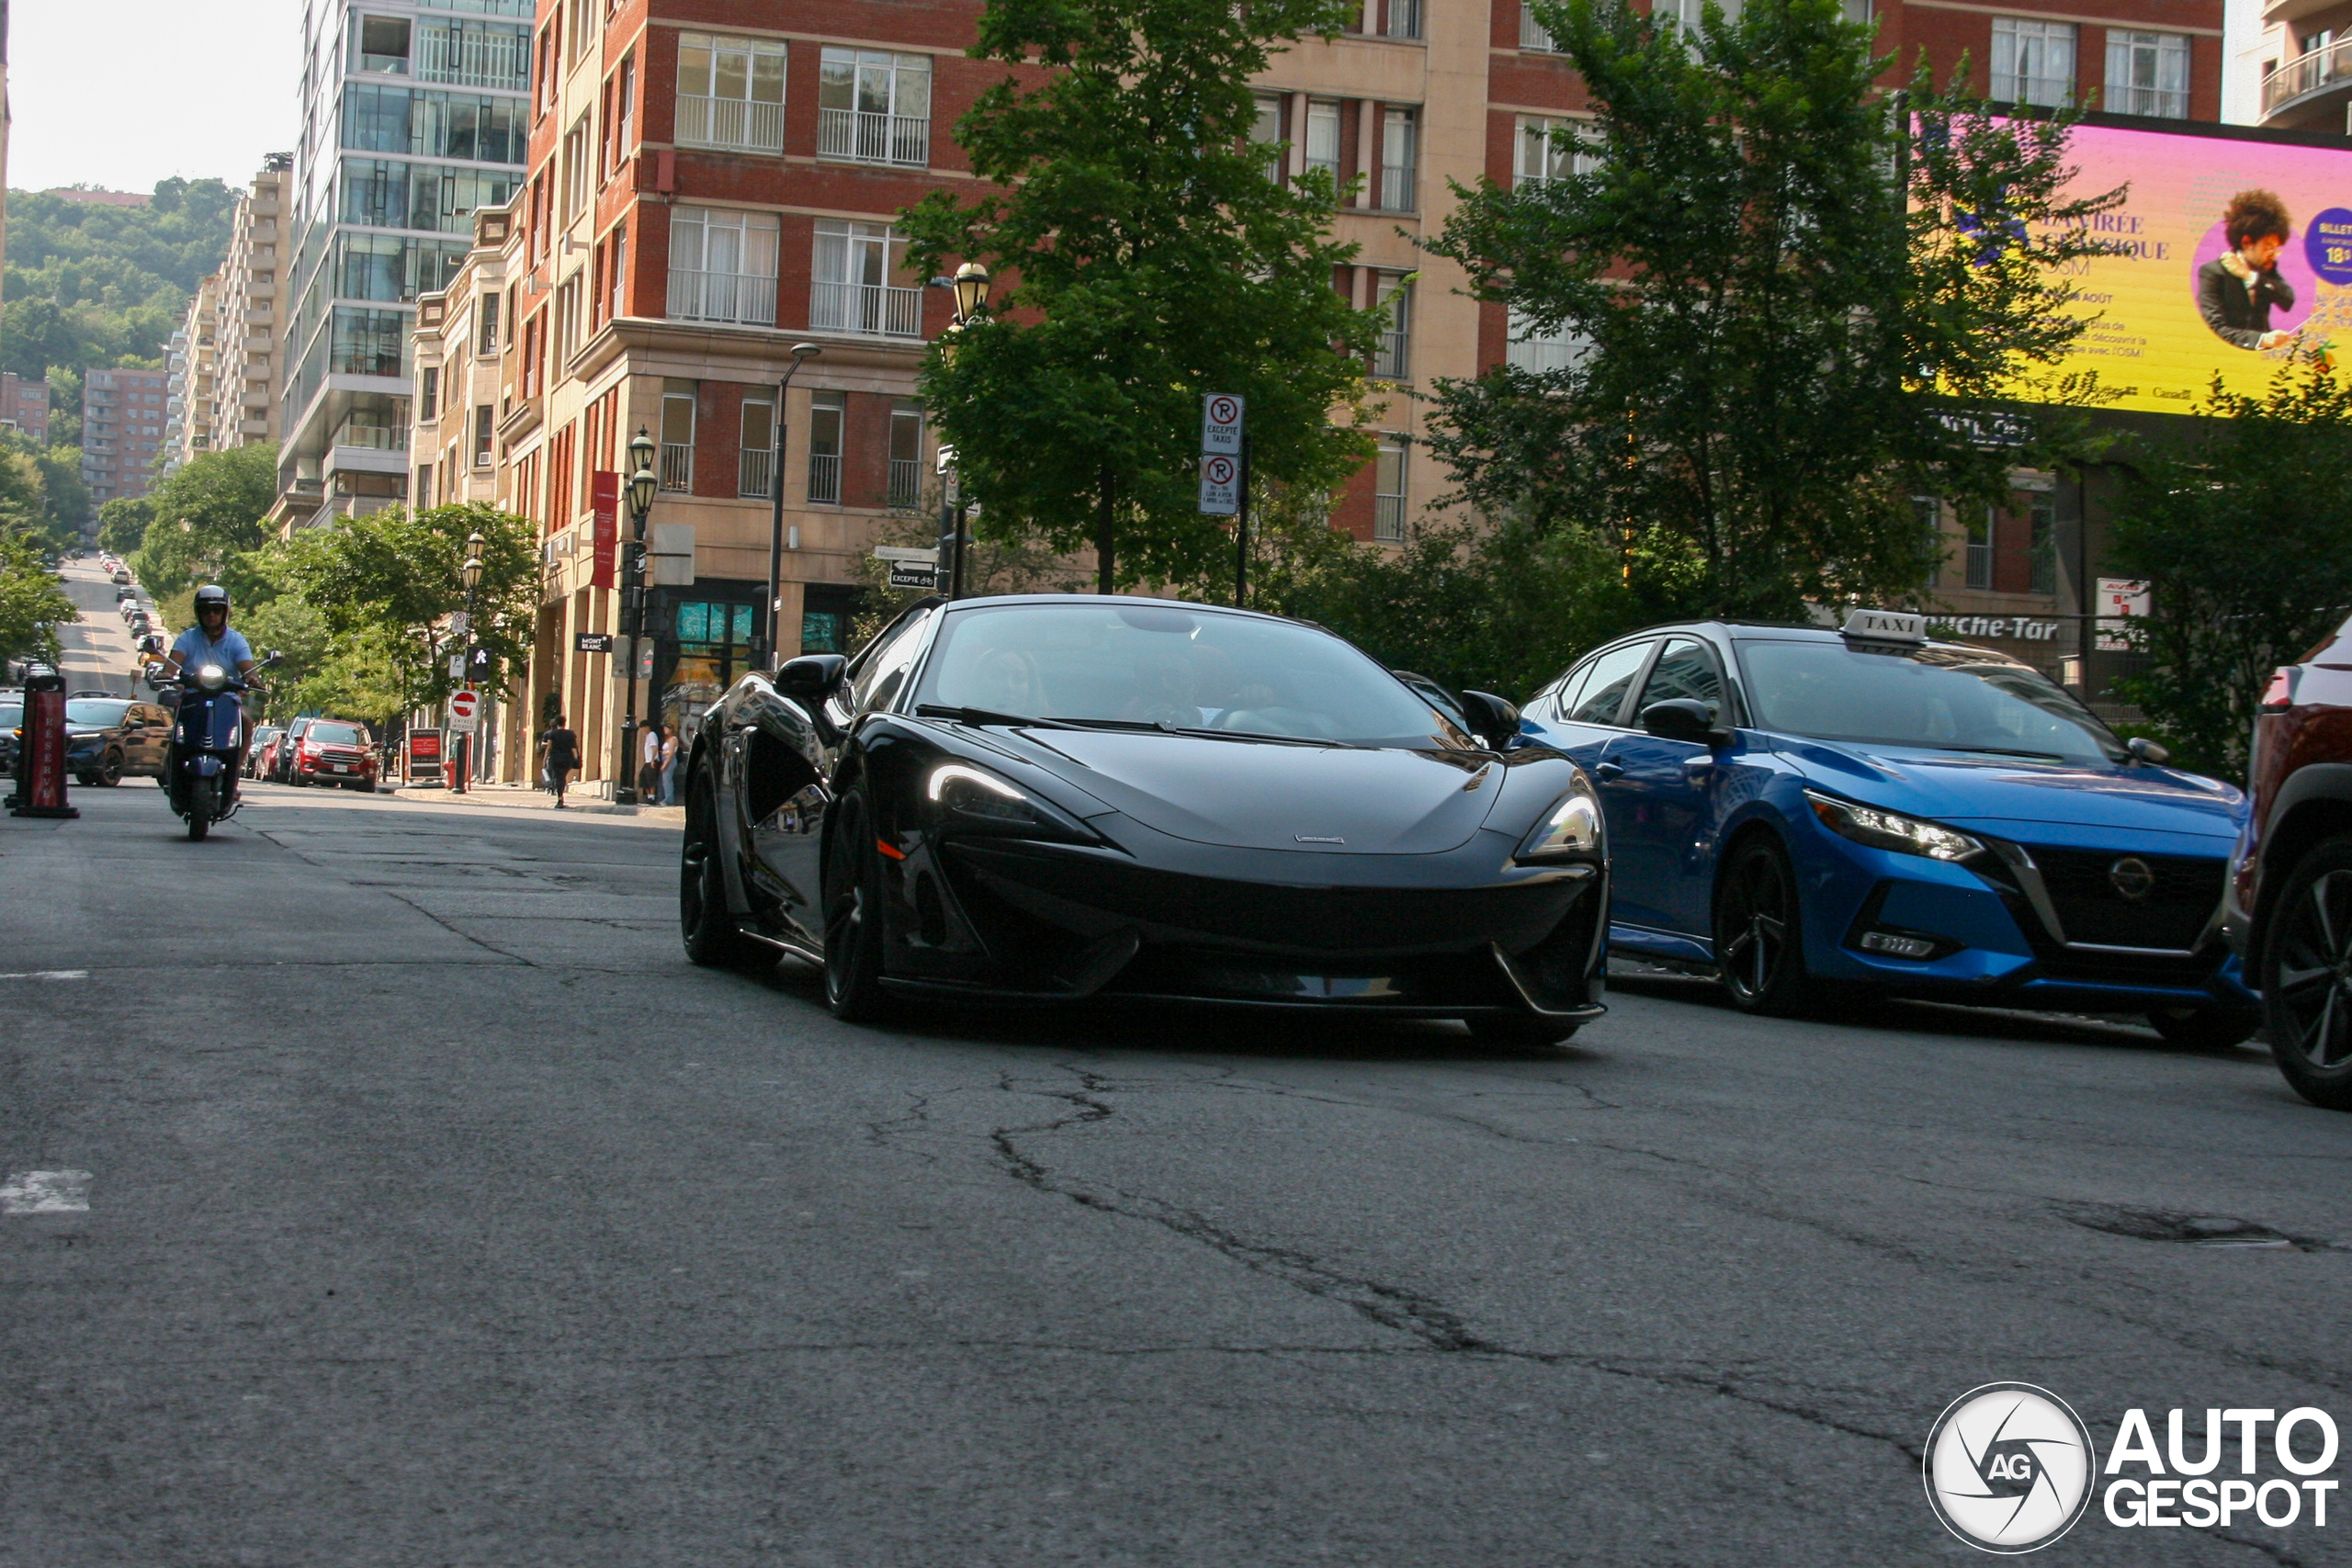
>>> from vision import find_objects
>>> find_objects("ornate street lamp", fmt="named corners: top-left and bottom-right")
top-left (616, 428), bottom-right (659, 805)
top-left (453, 531), bottom-right (485, 793)
top-left (937, 264), bottom-right (992, 601)
top-left (760, 342), bottom-right (824, 672)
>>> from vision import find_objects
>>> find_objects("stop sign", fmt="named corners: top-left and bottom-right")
top-left (448, 689), bottom-right (481, 731)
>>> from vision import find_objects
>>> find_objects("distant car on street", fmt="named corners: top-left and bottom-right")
top-left (288, 719), bottom-right (378, 789)
top-left (2229, 613), bottom-right (2352, 1109)
top-left (248, 726), bottom-right (284, 779)
top-left (1519, 610), bottom-right (2256, 1043)
top-left (270, 716), bottom-right (316, 783)
top-left (110, 569), bottom-right (131, 586)
top-left (0, 699), bottom-right (18, 776)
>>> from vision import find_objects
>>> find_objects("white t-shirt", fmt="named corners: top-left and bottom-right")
top-left (641, 727), bottom-right (662, 766)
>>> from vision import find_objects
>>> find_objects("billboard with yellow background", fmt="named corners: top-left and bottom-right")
top-left (2039, 123), bottom-right (2352, 414)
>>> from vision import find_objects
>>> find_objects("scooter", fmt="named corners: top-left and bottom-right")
top-left (167, 656), bottom-right (275, 841)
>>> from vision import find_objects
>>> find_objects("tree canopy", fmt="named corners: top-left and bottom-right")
top-left (2, 180), bottom-right (239, 381)
top-left (129, 442), bottom-right (280, 601)
top-left (899, 0), bottom-right (1382, 593)
top-left (1424, 0), bottom-right (2121, 622)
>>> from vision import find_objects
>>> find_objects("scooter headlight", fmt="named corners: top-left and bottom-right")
top-left (1518, 776), bottom-right (1605, 862)
top-left (197, 664), bottom-right (228, 693)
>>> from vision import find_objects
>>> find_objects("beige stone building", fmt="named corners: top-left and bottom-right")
top-left (410, 203), bottom-right (518, 512)
top-left (210, 158), bottom-right (291, 457)
top-left (164, 276), bottom-right (220, 472)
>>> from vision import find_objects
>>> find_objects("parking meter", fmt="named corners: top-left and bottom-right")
top-left (9, 669), bottom-right (78, 819)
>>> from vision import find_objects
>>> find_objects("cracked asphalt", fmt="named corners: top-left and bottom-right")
top-left (3, 783), bottom-right (2346, 1567)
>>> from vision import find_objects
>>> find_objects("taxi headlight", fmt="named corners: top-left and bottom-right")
top-left (1518, 777), bottom-right (1605, 862)
top-left (1804, 789), bottom-right (1983, 863)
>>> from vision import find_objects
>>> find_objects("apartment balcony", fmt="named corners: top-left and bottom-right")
top-left (667, 268), bottom-right (777, 328)
top-left (817, 108), bottom-right (929, 167)
top-left (2262, 37), bottom-right (2352, 127)
top-left (738, 446), bottom-right (773, 499)
top-left (676, 93), bottom-right (785, 153)
top-left (808, 280), bottom-right (922, 338)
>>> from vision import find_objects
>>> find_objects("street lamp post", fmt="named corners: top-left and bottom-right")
top-left (933, 263), bottom-right (990, 601)
top-left (453, 530), bottom-right (484, 794)
top-left (616, 429), bottom-right (659, 806)
top-left (760, 342), bottom-right (824, 672)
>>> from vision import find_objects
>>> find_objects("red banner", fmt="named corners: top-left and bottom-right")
top-left (590, 470), bottom-right (618, 589)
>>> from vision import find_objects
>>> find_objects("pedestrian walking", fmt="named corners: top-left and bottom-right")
top-left (544, 715), bottom-right (580, 807)
top-left (639, 721), bottom-right (662, 801)
top-left (659, 724), bottom-right (679, 806)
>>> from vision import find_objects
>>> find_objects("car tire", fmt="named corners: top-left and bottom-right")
top-left (2257, 833), bottom-right (2352, 1110)
top-left (681, 768), bottom-right (771, 972)
top-left (1466, 1015), bottom-right (1581, 1046)
top-left (97, 751), bottom-right (122, 787)
top-left (821, 788), bottom-right (894, 1023)
top-left (1714, 832), bottom-right (1814, 1016)
top-left (75, 773), bottom-right (96, 787)
top-left (2145, 1006), bottom-right (2261, 1051)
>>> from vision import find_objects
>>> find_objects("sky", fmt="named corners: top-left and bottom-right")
top-left (9, 0), bottom-right (306, 194)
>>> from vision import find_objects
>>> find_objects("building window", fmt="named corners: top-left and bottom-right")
top-left (2029, 491), bottom-right (2057, 593)
top-left (331, 307), bottom-right (407, 377)
top-left (675, 33), bottom-right (786, 153)
top-left (1380, 107), bottom-right (1417, 212)
top-left (740, 395), bottom-right (775, 498)
top-left (808, 391), bottom-right (844, 504)
top-left (667, 207), bottom-right (779, 327)
top-left (616, 52), bottom-right (635, 157)
top-left (889, 406), bottom-right (923, 509)
top-left (414, 17), bottom-right (528, 91)
top-left (2106, 30), bottom-right (2188, 117)
top-left (478, 293), bottom-right (500, 353)
top-left (818, 49), bottom-right (931, 167)
top-left (355, 14), bottom-right (412, 74)
top-left (1992, 17), bottom-right (2076, 107)
top-left (661, 379), bottom-right (696, 491)
top-left (1965, 506), bottom-right (1994, 590)
top-left (1516, 116), bottom-right (1600, 186)
top-left (1251, 94), bottom-right (1283, 179)
top-left (473, 404), bottom-right (494, 466)
top-left (562, 112), bottom-right (591, 221)
top-left (1383, 0), bottom-right (1422, 40)
top-left (417, 464), bottom-right (435, 507)
top-left (1373, 273), bottom-right (1412, 380)
top-left (1521, 3), bottom-right (1558, 51)
top-left (810, 221), bottom-right (920, 338)
top-left (418, 365), bottom-right (439, 421)
top-left (1304, 98), bottom-right (1341, 185)
top-left (1374, 441), bottom-right (1408, 542)
top-left (1506, 309), bottom-right (1593, 374)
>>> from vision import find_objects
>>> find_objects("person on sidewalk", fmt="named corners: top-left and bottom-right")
top-left (659, 724), bottom-right (679, 806)
top-left (544, 716), bottom-right (580, 807)
top-left (639, 722), bottom-right (662, 802)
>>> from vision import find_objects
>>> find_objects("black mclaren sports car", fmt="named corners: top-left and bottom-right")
top-left (680, 594), bottom-right (1610, 1042)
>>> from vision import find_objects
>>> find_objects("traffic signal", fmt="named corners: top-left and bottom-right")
top-left (465, 645), bottom-right (493, 679)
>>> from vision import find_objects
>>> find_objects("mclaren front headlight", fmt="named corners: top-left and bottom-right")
top-left (1804, 789), bottom-right (1983, 863)
top-left (924, 761), bottom-right (1101, 843)
top-left (1517, 775), bottom-right (1605, 863)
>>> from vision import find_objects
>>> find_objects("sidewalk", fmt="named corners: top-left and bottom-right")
top-left (393, 781), bottom-right (686, 823)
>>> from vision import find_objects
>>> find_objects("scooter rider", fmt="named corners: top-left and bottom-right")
top-left (152, 585), bottom-right (257, 808)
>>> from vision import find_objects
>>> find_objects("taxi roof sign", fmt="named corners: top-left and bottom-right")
top-left (1840, 608), bottom-right (1928, 646)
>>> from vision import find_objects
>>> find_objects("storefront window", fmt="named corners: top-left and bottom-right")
top-left (662, 599), bottom-right (757, 739)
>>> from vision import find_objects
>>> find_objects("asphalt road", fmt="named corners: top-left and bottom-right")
top-left (49, 557), bottom-right (154, 697)
top-left (3, 782), bottom-right (2346, 1566)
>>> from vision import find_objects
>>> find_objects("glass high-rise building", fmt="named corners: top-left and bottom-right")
top-left (277, 0), bottom-right (529, 530)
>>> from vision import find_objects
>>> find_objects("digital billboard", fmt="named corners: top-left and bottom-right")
top-left (2037, 123), bottom-right (2352, 414)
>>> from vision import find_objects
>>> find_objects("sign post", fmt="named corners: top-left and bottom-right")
top-left (876, 546), bottom-right (939, 591)
top-left (1201, 394), bottom-right (1247, 605)
top-left (2095, 578), bottom-right (2152, 653)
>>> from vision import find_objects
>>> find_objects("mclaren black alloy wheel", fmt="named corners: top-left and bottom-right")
top-left (1714, 832), bottom-right (1811, 1016)
top-left (187, 777), bottom-right (213, 841)
top-left (680, 768), bottom-right (769, 971)
top-left (820, 788), bottom-right (892, 1023)
top-left (2260, 835), bottom-right (2352, 1110)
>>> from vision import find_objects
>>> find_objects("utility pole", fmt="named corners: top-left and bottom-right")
top-left (760, 343), bottom-right (823, 671)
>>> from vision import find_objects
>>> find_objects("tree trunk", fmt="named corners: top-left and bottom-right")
top-left (1095, 470), bottom-right (1116, 595)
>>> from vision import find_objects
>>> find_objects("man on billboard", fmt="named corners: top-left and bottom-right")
top-left (2196, 189), bottom-right (2297, 351)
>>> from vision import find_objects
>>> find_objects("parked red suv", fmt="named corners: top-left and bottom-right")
top-left (2227, 617), bottom-right (2352, 1109)
top-left (289, 719), bottom-right (379, 791)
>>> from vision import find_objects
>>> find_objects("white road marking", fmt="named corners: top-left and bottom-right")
top-left (0, 1170), bottom-right (92, 1213)
top-left (0, 971), bottom-right (87, 982)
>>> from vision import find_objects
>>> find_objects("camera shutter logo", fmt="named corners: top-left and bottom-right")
top-left (1924, 1383), bottom-right (2097, 1553)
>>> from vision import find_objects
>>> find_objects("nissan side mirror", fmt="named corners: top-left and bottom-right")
top-left (775, 652), bottom-right (848, 702)
top-left (2127, 736), bottom-right (2170, 766)
top-left (1456, 689), bottom-right (1521, 750)
top-left (1642, 698), bottom-right (1727, 747)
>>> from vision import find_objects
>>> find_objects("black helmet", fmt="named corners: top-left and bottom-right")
top-left (195, 585), bottom-right (230, 616)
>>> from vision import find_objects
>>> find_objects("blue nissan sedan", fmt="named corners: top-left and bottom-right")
top-left (1517, 610), bottom-right (2258, 1045)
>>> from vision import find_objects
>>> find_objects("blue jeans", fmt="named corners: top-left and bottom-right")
top-left (659, 761), bottom-right (675, 805)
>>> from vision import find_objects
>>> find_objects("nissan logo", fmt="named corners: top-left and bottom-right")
top-left (2109, 856), bottom-right (2156, 900)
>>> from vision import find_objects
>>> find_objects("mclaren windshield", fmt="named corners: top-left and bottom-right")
top-left (1736, 638), bottom-right (2128, 765)
top-left (913, 602), bottom-right (1471, 750)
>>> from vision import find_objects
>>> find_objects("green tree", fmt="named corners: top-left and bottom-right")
top-left (2109, 365), bottom-right (2352, 779)
top-left (0, 437), bottom-right (50, 547)
top-left (277, 502), bottom-right (540, 728)
top-left (1424, 0), bottom-right (2121, 622)
top-left (96, 494), bottom-right (154, 557)
top-left (898, 0), bottom-right (1383, 594)
top-left (0, 533), bottom-right (76, 665)
top-left (130, 442), bottom-right (280, 598)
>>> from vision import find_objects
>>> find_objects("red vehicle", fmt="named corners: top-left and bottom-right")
top-left (288, 719), bottom-right (379, 791)
top-left (2227, 617), bottom-right (2352, 1109)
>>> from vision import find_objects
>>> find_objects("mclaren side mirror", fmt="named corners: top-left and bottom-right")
top-left (775, 653), bottom-right (848, 702)
top-left (1641, 698), bottom-right (1728, 747)
top-left (1456, 689), bottom-right (1521, 750)
top-left (2127, 736), bottom-right (2171, 766)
